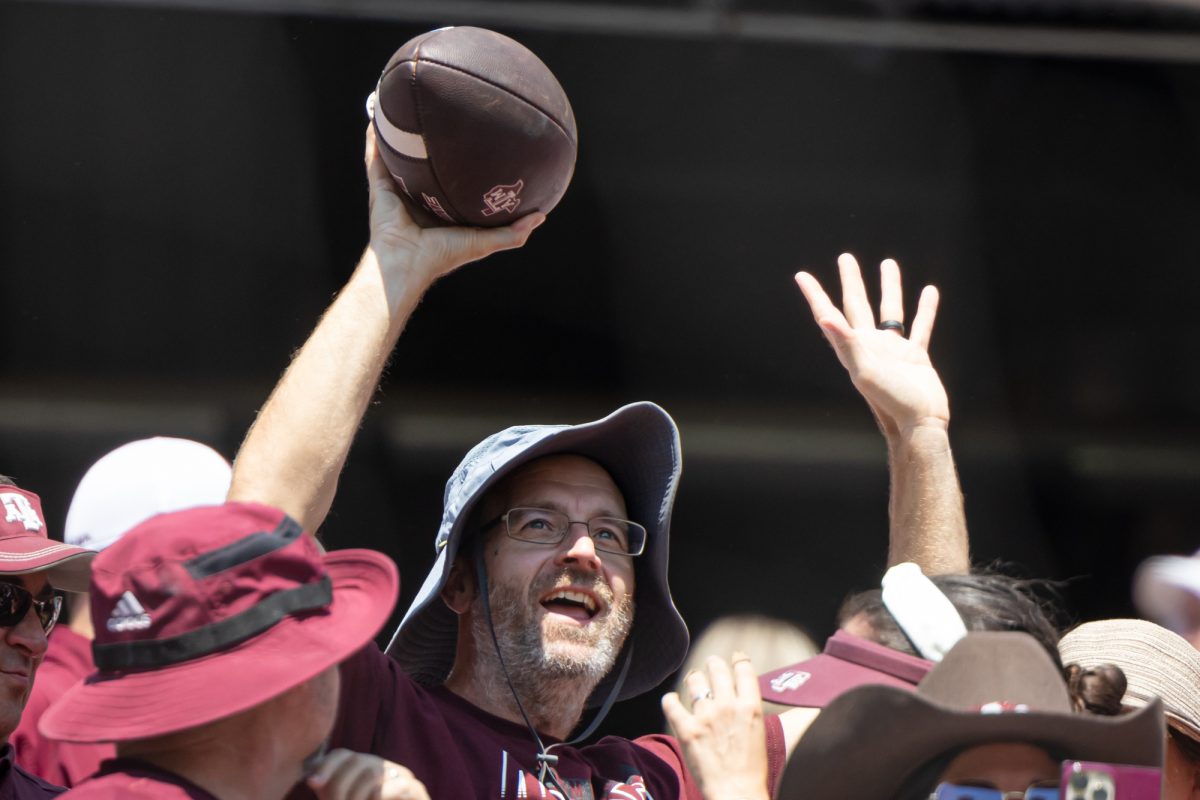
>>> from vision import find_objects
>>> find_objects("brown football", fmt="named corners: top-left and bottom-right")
top-left (369, 27), bottom-right (578, 228)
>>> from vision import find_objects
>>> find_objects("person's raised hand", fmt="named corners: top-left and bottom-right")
top-left (662, 654), bottom-right (770, 800)
top-left (364, 123), bottom-right (544, 289)
top-left (795, 254), bottom-right (948, 440)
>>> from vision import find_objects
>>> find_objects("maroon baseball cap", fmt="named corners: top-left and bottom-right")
top-left (758, 629), bottom-right (933, 708)
top-left (0, 485), bottom-right (94, 592)
top-left (39, 502), bottom-right (399, 743)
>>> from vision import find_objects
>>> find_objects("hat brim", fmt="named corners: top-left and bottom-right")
top-left (779, 686), bottom-right (1165, 800)
top-left (386, 401), bottom-right (687, 706)
top-left (0, 534), bottom-right (96, 592)
top-left (39, 549), bottom-right (398, 743)
top-left (1058, 617), bottom-right (1200, 744)
top-left (759, 651), bottom-right (928, 708)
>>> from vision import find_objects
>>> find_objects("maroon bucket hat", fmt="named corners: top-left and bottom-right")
top-left (759, 629), bottom-right (933, 708)
top-left (0, 485), bottom-right (94, 592)
top-left (39, 502), bottom-right (399, 743)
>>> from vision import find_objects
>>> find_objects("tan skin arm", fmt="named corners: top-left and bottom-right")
top-left (779, 254), bottom-right (969, 756)
top-left (227, 125), bottom-right (542, 533)
top-left (794, 254), bottom-right (969, 575)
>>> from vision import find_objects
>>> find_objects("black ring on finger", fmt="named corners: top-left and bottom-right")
top-left (878, 320), bottom-right (906, 335)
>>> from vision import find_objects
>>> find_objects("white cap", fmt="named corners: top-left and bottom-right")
top-left (64, 437), bottom-right (232, 552)
top-left (1134, 550), bottom-right (1200, 637)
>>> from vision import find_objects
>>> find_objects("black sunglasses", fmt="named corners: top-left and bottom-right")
top-left (0, 583), bottom-right (61, 635)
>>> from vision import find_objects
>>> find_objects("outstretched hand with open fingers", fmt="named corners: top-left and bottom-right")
top-left (795, 254), bottom-right (948, 439)
top-left (364, 123), bottom-right (544, 288)
top-left (307, 749), bottom-right (430, 800)
top-left (662, 654), bottom-right (770, 800)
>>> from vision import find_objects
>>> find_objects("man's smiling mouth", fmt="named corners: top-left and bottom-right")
top-left (540, 588), bottom-right (600, 620)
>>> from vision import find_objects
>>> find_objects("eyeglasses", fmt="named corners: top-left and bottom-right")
top-left (933, 783), bottom-right (1059, 800)
top-left (0, 583), bottom-right (61, 636)
top-left (487, 507), bottom-right (647, 557)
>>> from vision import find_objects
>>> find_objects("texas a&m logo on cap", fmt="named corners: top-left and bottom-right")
top-left (770, 670), bottom-right (813, 694)
top-left (1, 491), bottom-right (44, 533)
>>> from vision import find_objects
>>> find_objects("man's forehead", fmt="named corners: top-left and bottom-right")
top-left (487, 454), bottom-right (626, 510)
top-left (509, 453), bottom-right (614, 480)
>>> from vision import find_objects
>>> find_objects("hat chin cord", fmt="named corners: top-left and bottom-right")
top-left (472, 547), bottom-right (632, 794)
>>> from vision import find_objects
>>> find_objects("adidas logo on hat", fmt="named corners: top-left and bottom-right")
top-left (107, 591), bottom-right (152, 633)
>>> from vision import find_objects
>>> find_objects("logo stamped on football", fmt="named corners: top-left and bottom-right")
top-left (481, 180), bottom-right (524, 216)
top-left (421, 193), bottom-right (454, 223)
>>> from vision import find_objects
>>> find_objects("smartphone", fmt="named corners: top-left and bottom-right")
top-left (1061, 761), bottom-right (1161, 800)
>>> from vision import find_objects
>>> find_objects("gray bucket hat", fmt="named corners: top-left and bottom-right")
top-left (385, 401), bottom-right (688, 706)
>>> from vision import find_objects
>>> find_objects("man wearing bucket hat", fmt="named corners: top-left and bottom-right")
top-left (0, 477), bottom-right (95, 798)
top-left (244, 399), bottom-right (739, 798)
top-left (224, 124), bottom-right (970, 798)
top-left (13, 438), bottom-right (234, 788)
top-left (37, 501), bottom-right (424, 800)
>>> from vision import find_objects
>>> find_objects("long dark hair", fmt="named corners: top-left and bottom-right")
top-left (838, 569), bottom-right (1066, 667)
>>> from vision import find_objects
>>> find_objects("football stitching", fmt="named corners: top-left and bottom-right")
top-left (407, 56), bottom-right (464, 225)
top-left (404, 56), bottom-right (576, 143)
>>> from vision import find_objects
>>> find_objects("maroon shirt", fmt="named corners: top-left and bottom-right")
top-left (13, 628), bottom-right (112, 788)
top-left (0, 745), bottom-right (63, 799)
top-left (57, 760), bottom-right (219, 799)
top-left (328, 645), bottom-right (787, 800)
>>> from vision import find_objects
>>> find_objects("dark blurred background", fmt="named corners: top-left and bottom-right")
top-left (5, 0), bottom-right (1200, 737)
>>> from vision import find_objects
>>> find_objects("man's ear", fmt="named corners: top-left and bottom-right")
top-left (441, 555), bottom-right (476, 615)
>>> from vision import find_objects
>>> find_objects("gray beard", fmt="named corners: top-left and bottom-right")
top-left (471, 566), bottom-right (634, 720)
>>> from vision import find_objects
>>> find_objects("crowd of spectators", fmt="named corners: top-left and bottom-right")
top-left (3, 123), bottom-right (1197, 799)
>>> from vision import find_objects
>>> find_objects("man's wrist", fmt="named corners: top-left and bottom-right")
top-left (886, 418), bottom-right (951, 453)
top-left (368, 242), bottom-right (432, 284)
top-left (360, 245), bottom-right (439, 318)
